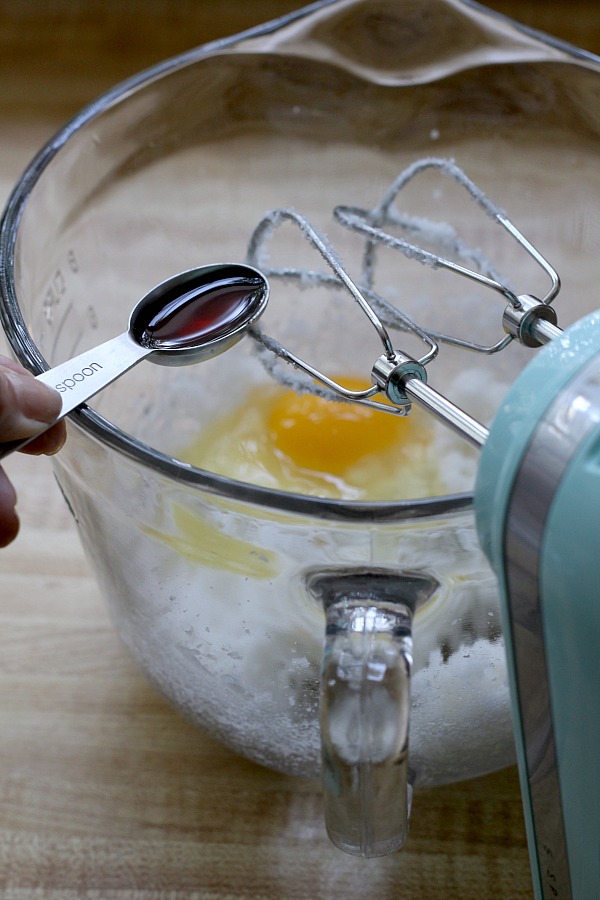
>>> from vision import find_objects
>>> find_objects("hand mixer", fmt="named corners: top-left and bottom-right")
top-left (243, 157), bottom-right (597, 899)
top-left (3, 156), bottom-right (596, 897)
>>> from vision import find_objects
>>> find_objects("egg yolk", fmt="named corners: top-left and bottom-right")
top-left (177, 374), bottom-right (441, 501)
top-left (267, 378), bottom-right (419, 476)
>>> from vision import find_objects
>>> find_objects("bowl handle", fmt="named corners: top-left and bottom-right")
top-left (308, 569), bottom-right (438, 857)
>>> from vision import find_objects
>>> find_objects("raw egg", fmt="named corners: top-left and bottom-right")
top-left (178, 376), bottom-right (446, 500)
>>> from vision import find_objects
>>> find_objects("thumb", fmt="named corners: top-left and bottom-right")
top-left (0, 361), bottom-right (62, 442)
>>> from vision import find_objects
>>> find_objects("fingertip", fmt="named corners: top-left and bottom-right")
top-left (20, 420), bottom-right (67, 456)
top-left (0, 515), bottom-right (20, 548)
top-left (0, 467), bottom-right (20, 547)
top-left (4, 369), bottom-right (63, 421)
top-left (0, 366), bottom-right (63, 441)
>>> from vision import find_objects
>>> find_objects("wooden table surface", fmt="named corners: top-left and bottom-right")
top-left (2, 2), bottom-right (600, 897)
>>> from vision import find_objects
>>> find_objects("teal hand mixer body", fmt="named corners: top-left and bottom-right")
top-left (244, 158), bottom-right (600, 897)
top-left (476, 309), bottom-right (600, 898)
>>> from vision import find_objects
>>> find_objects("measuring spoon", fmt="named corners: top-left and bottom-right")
top-left (0, 263), bottom-right (269, 459)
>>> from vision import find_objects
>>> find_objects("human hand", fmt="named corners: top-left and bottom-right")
top-left (0, 355), bottom-right (66, 547)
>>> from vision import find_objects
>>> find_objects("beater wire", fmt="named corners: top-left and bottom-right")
top-left (244, 157), bottom-right (560, 412)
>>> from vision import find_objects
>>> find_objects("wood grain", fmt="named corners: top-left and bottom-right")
top-left (2, 2), bottom-right (598, 896)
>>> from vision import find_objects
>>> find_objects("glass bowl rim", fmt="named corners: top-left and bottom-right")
top-left (3, 0), bottom-right (596, 522)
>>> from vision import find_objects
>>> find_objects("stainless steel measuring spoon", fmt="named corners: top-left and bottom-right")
top-left (0, 263), bottom-right (269, 459)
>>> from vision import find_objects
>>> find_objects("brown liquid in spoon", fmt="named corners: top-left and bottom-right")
top-left (133, 269), bottom-right (266, 350)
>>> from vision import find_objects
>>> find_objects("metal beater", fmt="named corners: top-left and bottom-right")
top-left (246, 157), bottom-right (561, 446)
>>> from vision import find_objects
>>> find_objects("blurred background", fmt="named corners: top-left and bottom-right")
top-left (2, 1), bottom-right (600, 124)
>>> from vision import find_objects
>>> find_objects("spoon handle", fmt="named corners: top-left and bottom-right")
top-left (0, 332), bottom-right (151, 460)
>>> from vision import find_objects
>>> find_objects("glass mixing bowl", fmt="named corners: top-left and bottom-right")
top-left (2, 0), bottom-right (600, 857)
